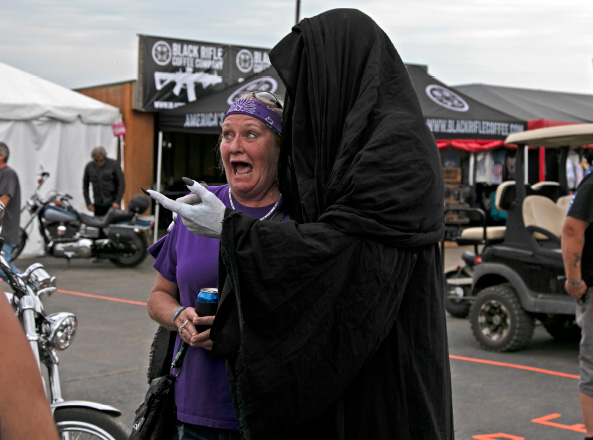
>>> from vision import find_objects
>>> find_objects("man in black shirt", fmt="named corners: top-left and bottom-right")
top-left (83, 146), bottom-right (125, 216)
top-left (562, 155), bottom-right (593, 440)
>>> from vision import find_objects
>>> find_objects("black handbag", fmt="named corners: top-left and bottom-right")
top-left (128, 341), bottom-right (187, 440)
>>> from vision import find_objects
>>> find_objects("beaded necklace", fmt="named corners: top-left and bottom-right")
top-left (228, 187), bottom-right (282, 221)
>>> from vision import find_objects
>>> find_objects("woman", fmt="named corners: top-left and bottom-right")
top-left (149, 8), bottom-right (453, 440)
top-left (146, 91), bottom-right (287, 439)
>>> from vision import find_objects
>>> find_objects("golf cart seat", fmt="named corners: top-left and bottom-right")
top-left (494, 181), bottom-right (522, 212)
top-left (522, 195), bottom-right (565, 246)
top-left (458, 225), bottom-right (506, 242)
top-left (556, 194), bottom-right (573, 214)
top-left (532, 181), bottom-right (561, 201)
top-left (456, 181), bottom-right (517, 243)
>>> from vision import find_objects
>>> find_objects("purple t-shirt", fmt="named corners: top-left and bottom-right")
top-left (149, 185), bottom-right (287, 429)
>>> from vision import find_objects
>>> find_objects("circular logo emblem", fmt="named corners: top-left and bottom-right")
top-left (152, 41), bottom-right (172, 66)
top-left (236, 49), bottom-right (254, 73)
top-left (425, 85), bottom-right (469, 112)
top-left (227, 77), bottom-right (279, 105)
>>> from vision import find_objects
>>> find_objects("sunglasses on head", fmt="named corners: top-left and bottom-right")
top-left (253, 91), bottom-right (283, 109)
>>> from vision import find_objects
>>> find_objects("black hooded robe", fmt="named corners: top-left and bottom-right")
top-left (211, 9), bottom-right (454, 440)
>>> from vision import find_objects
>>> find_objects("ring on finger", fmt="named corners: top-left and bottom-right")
top-left (178, 319), bottom-right (189, 335)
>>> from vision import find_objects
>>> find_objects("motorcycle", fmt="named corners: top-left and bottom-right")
top-left (12, 169), bottom-right (152, 267)
top-left (0, 210), bottom-right (129, 439)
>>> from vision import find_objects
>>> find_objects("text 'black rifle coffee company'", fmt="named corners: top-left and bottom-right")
top-left (137, 35), bottom-right (273, 112)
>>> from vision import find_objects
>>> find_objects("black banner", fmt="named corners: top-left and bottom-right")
top-left (159, 66), bottom-right (286, 134)
top-left (136, 35), bottom-right (273, 112)
top-left (406, 64), bottom-right (527, 140)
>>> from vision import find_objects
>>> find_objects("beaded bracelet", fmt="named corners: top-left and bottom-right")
top-left (173, 306), bottom-right (187, 325)
top-left (567, 279), bottom-right (583, 286)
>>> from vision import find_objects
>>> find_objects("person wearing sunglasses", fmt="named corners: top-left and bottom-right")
top-left (149, 9), bottom-right (453, 440)
top-left (146, 91), bottom-right (289, 440)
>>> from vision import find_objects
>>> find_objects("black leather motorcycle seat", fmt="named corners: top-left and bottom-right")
top-left (80, 209), bottom-right (135, 228)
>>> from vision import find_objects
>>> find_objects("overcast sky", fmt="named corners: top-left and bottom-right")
top-left (2, 0), bottom-right (592, 94)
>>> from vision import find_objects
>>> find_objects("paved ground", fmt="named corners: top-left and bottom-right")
top-left (11, 243), bottom-right (586, 439)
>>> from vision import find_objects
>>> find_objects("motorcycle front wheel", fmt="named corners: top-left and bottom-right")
top-left (54, 407), bottom-right (129, 440)
top-left (109, 232), bottom-right (148, 268)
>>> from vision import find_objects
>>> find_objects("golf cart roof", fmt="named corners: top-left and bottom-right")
top-left (506, 123), bottom-right (593, 148)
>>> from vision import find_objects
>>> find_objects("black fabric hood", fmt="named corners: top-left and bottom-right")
top-left (272, 8), bottom-right (444, 247)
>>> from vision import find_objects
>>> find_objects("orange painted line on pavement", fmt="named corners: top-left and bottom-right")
top-left (473, 434), bottom-right (525, 440)
top-left (57, 289), bottom-right (147, 306)
top-left (450, 354), bottom-right (579, 379)
top-left (531, 413), bottom-right (585, 432)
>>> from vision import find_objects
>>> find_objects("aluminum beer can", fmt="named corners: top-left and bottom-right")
top-left (195, 288), bottom-right (218, 332)
top-left (197, 288), bottom-right (218, 305)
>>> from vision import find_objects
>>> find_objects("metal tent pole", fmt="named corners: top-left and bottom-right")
top-left (119, 135), bottom-right (125, 210)
top-left (524, 145), bottom-right (529, 185)
top-left (153, 131), bottom-right (163, 243)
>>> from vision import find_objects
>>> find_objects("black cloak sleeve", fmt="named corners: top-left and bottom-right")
top-left (210, 8), bottom-right (452, 440)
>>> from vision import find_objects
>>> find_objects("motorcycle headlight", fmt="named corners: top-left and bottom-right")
top-left (45, 312), bottom-right (77, 351)
top-left (23, 263), bottom-right (57, 296)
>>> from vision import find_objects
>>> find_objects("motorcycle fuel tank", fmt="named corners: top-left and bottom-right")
top-left (42, 205), bottom-right (78, 223)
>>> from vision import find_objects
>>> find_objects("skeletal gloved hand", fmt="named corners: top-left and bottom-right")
top-left (167, 191), bottom-right (205, 232)
top-left (148, 178), bottom-right (225, 239)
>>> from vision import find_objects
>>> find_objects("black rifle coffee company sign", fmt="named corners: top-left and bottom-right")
top-left (423, 84), bottom-right (525, 139)
top-left (137, 35), bottom-right (273, 112)
top-left (405, 64), bottom-right (527, 140)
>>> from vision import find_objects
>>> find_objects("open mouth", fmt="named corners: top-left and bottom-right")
top-left (232, 162), bottom-right (253, 176)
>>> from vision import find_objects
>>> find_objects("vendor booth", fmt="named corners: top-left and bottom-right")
top-left (457, 83), bottom-right (593, 191)
top-left (406, 65), bottom-right (528, 224)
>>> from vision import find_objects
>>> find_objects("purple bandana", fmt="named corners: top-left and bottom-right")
top-left (223, 98), bottom-right (282, 136)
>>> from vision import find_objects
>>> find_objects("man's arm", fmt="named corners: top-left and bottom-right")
top-left (113, 162), bottom-right (125, 208)
top-left (562, 215), bottom-right (590, 300)
top-left (82, 165), bottom-right (93, 210)
top-left (0, 195), bottom-right (10, 219)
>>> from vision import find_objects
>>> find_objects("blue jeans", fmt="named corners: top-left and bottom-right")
top-left (0, 243), bottom-right (21, 282)
top-left (172, 423), bottom-right (241, 440)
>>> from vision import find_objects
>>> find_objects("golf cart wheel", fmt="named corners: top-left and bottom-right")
top-left (469, 284), bottom-right (535, 352)
top-left (540, 314), bottom-right (581, 342)
top-left (444, 269), bottom-right (472, 318)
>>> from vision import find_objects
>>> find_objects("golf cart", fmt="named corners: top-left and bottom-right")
top-left (452, 124), bottom-right (593, 352)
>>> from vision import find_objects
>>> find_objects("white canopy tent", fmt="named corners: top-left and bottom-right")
top-left (0, 61), bottom-right (122, 257)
